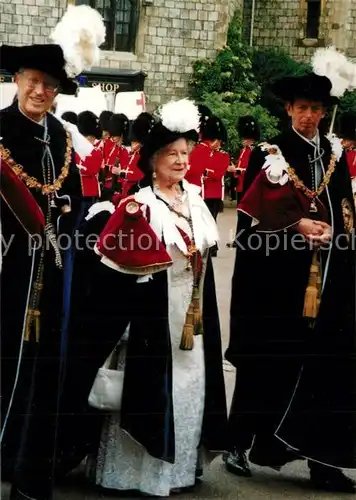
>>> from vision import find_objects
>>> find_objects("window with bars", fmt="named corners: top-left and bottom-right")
top-left (306, 0), bottom-right (321, 39)
top-left (76, 0), bottom-right (139, 52)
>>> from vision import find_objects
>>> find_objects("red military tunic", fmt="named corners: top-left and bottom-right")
top-left (346, 149), bottom-right (356, 178)
top-left (102, 138), bottom-right (130, 189)
top-left (121, 150), bottom-right (144, 198)
top-left (186, 142), bottom-right (210, 191)
top-left (203, 148), bottom-right (230, 200)
top-left (235, 146), bottom-right (253, 193)
top-left (75, 147), bottom-right (102, 197)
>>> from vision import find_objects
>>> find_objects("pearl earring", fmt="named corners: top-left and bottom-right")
top-left (152, 171), bottom-right (157, 180)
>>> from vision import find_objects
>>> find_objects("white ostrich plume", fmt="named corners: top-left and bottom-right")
top-left (160, 99), bottom-right (200, 133)
top-left (312, 46), bottom-right (356, 97)
top-left (50, 5), bottom-right (106, 78)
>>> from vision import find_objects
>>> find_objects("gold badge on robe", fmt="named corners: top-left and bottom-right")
top-left (341, 198), bottom-right (354, 243)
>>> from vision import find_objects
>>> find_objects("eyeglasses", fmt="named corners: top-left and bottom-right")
top-left (21, 74), bottom-right (59, 94)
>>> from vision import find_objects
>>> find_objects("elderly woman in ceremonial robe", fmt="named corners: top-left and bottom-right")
top-left (91, 99), bottom-right (227, 497)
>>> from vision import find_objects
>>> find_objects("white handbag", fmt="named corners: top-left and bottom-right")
top-left (88, 345), bottom-right (125, 411)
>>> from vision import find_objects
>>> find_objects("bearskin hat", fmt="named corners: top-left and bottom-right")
top-left (131, 112), bottom-right (155, 143)
top-left (197, 104), bottom-right (212, 130)
top-left (61, 111), bottom-right (78, 126)
top-left (77, 111), bottom-right (102, 139)
top-left (201, 115), bottom-right (228, 143)
top-left (337, 112), bottom-right (356, 141)
top-left (108, 113), bottom-right (129, 137)
top-left (99, 110), bottom-right (113, 132)
top-left (237, 115), bottom-right (260, 141)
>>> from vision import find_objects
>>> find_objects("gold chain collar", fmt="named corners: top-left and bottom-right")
top-left (262, 143), bottom-right (336, 200)
top-left (0, 132), bottom-right (72, 195)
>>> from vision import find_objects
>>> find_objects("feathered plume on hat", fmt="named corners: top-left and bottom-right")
top-left (312, 46), bottom-right (356, 98)
top-left (311, 46), bottom-right (356, 133)
top-left (138, 99), bottom-right (200, 175)
top-left (158, 98), bottom-right (200, 135)
top-left (50, 4), bottom-right (106, 78)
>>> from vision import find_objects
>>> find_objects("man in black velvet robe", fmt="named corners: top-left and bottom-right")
top-left (225, 73), bottom-right (356, 493)
top-left (0, 43), bottom-right (82, 500)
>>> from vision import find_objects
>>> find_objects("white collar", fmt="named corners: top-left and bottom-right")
top-left (135, 180), bottom-right (219, 255)
top-left (85, 201), bottom-right (115, 221)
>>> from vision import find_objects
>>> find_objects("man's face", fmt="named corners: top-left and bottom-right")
top-left (286, 99), bottom-right (325, 139)
top-left (342, 139), bottom-right (356, 150)
top-left (15, 69), bottom-right (59, 121)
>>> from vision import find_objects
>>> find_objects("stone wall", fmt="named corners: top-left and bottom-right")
top-left (0, 0), bottom-right (67, 46)
top-left (0, 0), bottom-right (242, 106)
top-left (99, 0), bottom-right (241, 107)
top-left (249, 0), bottom-right (356, 61)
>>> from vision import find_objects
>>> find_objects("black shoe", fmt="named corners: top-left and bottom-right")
top-left (249, 444), bottom-right (301, 471)
top-left (225, 449), bottom-right (252, 477)
top-left (309, 462), bottom-right (356, 493)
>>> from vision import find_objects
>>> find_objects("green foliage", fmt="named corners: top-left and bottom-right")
top-left (190, 46), bottom-right (259, 105)
top-left (251, 47), bottom-right (311, 122)
top-left (199, 93), bottom-right (279, 158)
top-left (189, 9), bottom-right (356, 155)
top-left (339, 90), bottom-right (356, 115)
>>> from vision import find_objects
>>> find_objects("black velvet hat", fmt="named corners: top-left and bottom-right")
top-left (77, 111), bottom-right (102, 139)
top-left (0, 44), bottom-right (78, 95)
top-left (137, 99), bottom-right (200, 175)
top-left (337, 112), bottom-right (356, 141)
top-left (99, 110), bottom-right (113, 132)
top-left (61, 111), bottom-right (78, 125)
top-left (131, 112), bottom-right (155, 143)
top-left (201, 115), bottom-right (228, 143)
top-left (271, 72), bottom-right (338, 106)
top-left (108, 113), bottom-right (130, 137)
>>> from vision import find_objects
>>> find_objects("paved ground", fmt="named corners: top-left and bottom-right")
top-left (2, 207), bottom-right (355, 499)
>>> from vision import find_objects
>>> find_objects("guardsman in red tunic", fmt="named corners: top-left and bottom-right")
top-left (337, 112), bottom-right (356, 206)
top-left (233, 116), bottom-right (260, 203)
top-left (75, 111), bottom-right (103, 214)
top-left (185, 104), bottom-right (212, 192)
top-left (201, 116), bottom-right (229, 256)
top-left (101, 113), bottom-right (130, 193)
top-left (121, 112), bottom-right (155, 198)
top-left (99, 110), bottom-right (113, 141)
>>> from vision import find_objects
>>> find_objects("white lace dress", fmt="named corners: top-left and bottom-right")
top-left (94, 198), bottom-right (208, 497)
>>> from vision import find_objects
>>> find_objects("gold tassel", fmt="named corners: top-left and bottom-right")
top-left (192, 286), bottom-right (201, 324)
top-left (23, 309), bottom-right (41, 342)
top-left (303, 251), bottom-right (321, 319)
top-left (180, 303), bottom-right (195, 350)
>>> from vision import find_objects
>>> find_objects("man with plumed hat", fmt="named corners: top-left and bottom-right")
top-left (0, 5), bottom-right (106, 499)
top-left (200, 115), bottom-right (230, 256)
top-left (100, 112), bottom-right (130, 192)
top-left (225, 72), bottom-right (356, 492)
